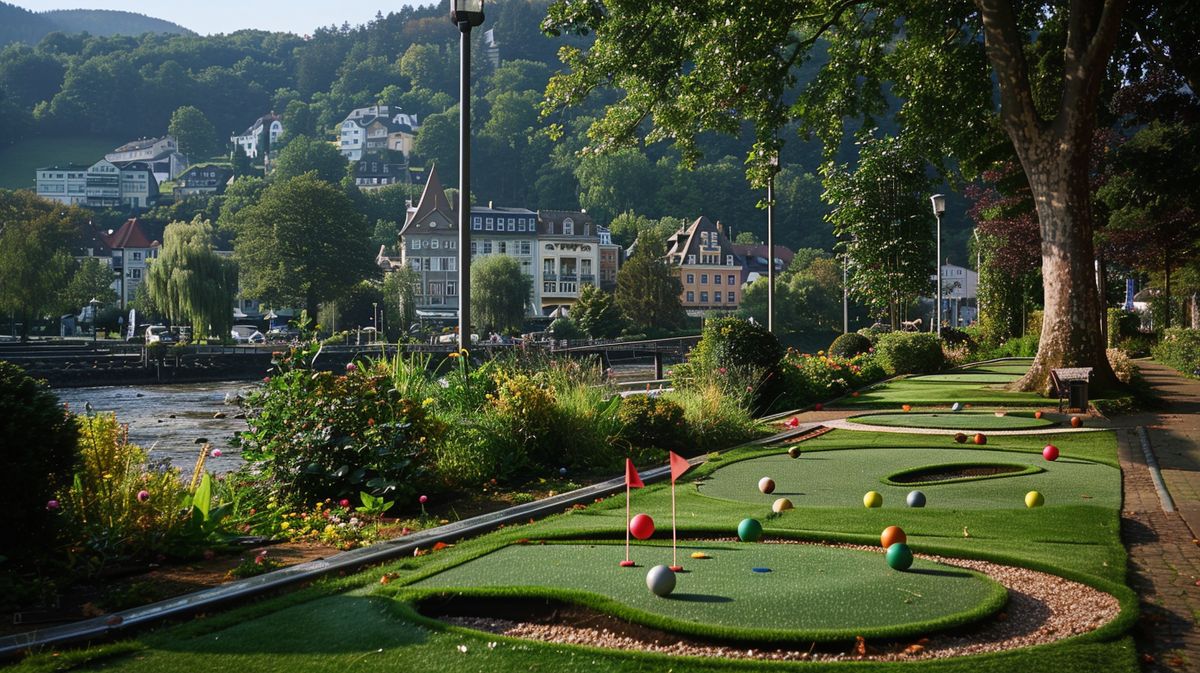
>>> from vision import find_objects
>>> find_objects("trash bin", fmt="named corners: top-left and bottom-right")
top-left (1068, 379), bottom-right (1089, 412)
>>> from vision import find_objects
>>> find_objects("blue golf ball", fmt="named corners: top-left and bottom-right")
top-left (906, 490), bottom-right (927, 508)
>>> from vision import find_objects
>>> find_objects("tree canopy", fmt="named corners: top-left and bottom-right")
top-left (0, 190), bottom-right (87, 339)
top-left (615, 231), bottom-right (685, 331)
top-left (471, 254), bottom-right (532, 335)
top-left (146, 217), bottom-right (239, 340)
top-left (233, 173), bottom-right (376, 317)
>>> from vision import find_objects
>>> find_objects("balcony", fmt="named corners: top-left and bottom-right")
top-left (542, 272), bottom-right (557, 281)
top-left (580, 274), bottom-right (595, 283)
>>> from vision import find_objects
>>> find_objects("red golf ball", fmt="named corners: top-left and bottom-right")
top-left (630, 513), bottom-right (655, 540)
top-left (1043, 444), bottom-right (1059, 461)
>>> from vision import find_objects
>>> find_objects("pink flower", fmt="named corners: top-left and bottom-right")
top-left (339, 498), bottom-right (351, 508)
top-left (401, 527), bottom-right (412, 535)
top-left (784, 417), bottom-right (799, 428)
top-left (46, 499), bottom-right (60, 511)
top-left (718, 367), bottom-right (727, 374)
top-left (210, 448), bottom-right (223, 458)
top-left (137, 490), bottom-right (150, 503)
top-left (345, 362), bottom-right (357, 372)
top-left (419, 495), bottom-right (428, 504)
top-left (263, 376), bottom-right (271, 383)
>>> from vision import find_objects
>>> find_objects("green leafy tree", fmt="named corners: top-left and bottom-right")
top-left (399, 43), bottom-right (454, 93)
top-left (63, 257), bottom-right (117, 315)
top-left (230, 143), bottom-right (254, 179)
top-left (383, 266), bottom-right (420, 339)
top-left (168, 105), bottom-right (220, 160)
top-left (825, 136), bottom-right (934, 329)
top-left (573, 283), bottom-right (623, 338)
top-left (234, 173), bottom-right (376, 319)
top-left (1098, 121), bottom-right (1200, 329)
top-left (215, 175), bottom-right (266, 238)
top-left (542, 0), bottom-right (1146, 390)
top-left (146, 217), bottom-right (239, 340)
top-left (0, 191), bottom-right (85, 340)
top-left (734, 231), bottom-right (761, 245)
top-left (615, 231), bottom-right (685, 331)
top-left (472, 254), bottom-right (531, 335)
top-left (280, 99), bottom-right (317, 141)
top-left (412, 109), bottom-right (458, 182)
top-left (271, 134), bottom-right (348, 184)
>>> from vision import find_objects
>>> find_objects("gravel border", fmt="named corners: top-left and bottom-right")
top-left (438, 540), bottom-right (1120, 662)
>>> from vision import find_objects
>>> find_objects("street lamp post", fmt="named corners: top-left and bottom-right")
top-left (88, 297), bottom-right (101, 343)
top-left (973, 227), bottom-right (982, 324)
top-left (452, 0), bottom-right (484, 349)
top-left (766, 153), bottom-right (779, 334)
top-left (930, 194), bottom-right (946, 336)
top-left (842, 253), bottom-right (849, 334)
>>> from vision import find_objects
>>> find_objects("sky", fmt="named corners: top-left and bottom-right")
top-left (14, 0), bottom-right (436, 36)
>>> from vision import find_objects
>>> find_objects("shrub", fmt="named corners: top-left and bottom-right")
top-left (63, 413), bottom-right (198, 567)
top-left (548, 317), bottom-right (585, 341)
top-left (616, 395), bottom-right (688, 454)
top-left (777, 350), bottom-right (885, 409)
top-left (1107, 308), bottom-right (1142, 348)
top-left (0, 362), bottom-right (78, 567)
top-left (238, 354), bottom-right (444, 504)
top-left (1152, 328), bottom-right (1200, 378)
top-left (666, 375), bottom-right (762, 454)
top-left (673, 317), bottom-right (784, 411)
top-left (873, 332), bottom-right (946, 375)
top-left (1106, 348), bottom-right (1137, 384)
top-left (857, 324), bottom-right (891, 343)
top-left (829, 332), bottom-right (872, 358)
top-left (489, 370), bottom-right (561, 468)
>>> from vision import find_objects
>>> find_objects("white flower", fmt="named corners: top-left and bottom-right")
top-left (457, 645), bottom-right (468, 653)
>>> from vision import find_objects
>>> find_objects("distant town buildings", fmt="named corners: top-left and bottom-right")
top-left (231, 114), bottom-right (283, 159)
top-left (173, 164), bottom-right (233, 198)
top-left (928, 262), bottom-right (979, 327)
top-left (338, 104), bottom-right (419, 161)
top-left (666, 216), bottom-right (744, 315)
top-left (104, 218), bottom-right (160, 309)
top-left (734, 243), bottom-right (795, 287)
top-left (105, 136), bottom-right (189, 182)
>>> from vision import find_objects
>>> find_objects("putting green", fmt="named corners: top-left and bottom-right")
top-left (909, 373), bottom-right (1020, 384)
top-left (850, 412), bottom-right (1057, 431)
top-left (698, 446), bottom-right (1119, 510)
top-left (958, 363), bottom-right (1033, 375)
top-left (405, 541), bottom-right (1007, 642)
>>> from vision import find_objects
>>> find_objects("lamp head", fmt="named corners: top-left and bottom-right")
top-left (930, 194), bottom-right (946, 216)
top-left (451, 0), bottom-right (485, 27)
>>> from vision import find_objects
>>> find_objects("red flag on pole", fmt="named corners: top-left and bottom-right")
top-left (669, 451), bottom-right (690, 483)
top-left (625, 459), bottom-right (644, 488)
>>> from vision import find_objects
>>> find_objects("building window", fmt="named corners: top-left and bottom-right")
top-left (499, 241), bottom-right (507, 254)
top-left (700, 274), bottom-right (708, 284)
top-left (447, 257), bottom-right (456, 271)
top-left (411, 259), bottom-right (421, 271)
top-left (520, 241), bottom-right (531, 255)
top-left (447, 281), bottom-right (457, 296)
top-left (507, 218), bottom-right (515, 231)
top-left (700, 291), bottom-right (708, 303)
top-left (428, 282), bottom-right (442, 296)
top-left (728, 274), bottom-right (736, 285)
top-left (714, 274), bottom-right (722, 285)
top-left (726, 254), bottom-right (734, 266)
top-left (431, 239), bottom-right (439, 249)
top-left (686, 273), bottom-right (694, 284)
top-left (485, 218), bottom-right (494, 230)
top-left (470, 242), bottom-right (477, 255)
top-left (132, 252), bottom-right (142, 261)
top-left (448, 240), bottom-right (456, 249)
top-left (483, 241), bottom-right (493, 254)
top-left (473, 217), bottom-right (482, 230)
top-left (727, 292), bottom-right (735, 303)
top-left (686, 291), bottom-right (695, 303)
top-left (563, 217), bottom-right (574, 235)
top-left (422, 258), bottom-right (431, 271)
top-left (687, 254), bottom-right (696, 264)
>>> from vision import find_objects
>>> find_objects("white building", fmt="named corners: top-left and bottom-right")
top-left (470, 203), bottom-right (540, 313)
top-left (83, 160), bottom-right (159, 209)
top-left (231, 114), bottom-right (283, 159)
top-left (35, 164), bottom-right (90, 205)
top-left (929, 262), bottom-right (979, 327)
top-left (105, 136), bottom-right (188, 183)
top-left (103, 218), bottom-right (160, 309)
top-left (338, 105), bottom-right (420, 161)
top-left (536, 210), bottom-right (600, 314)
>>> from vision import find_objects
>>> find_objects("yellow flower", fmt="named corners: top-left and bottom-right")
top-left (448, 352), bottom-right (460, 359)
top-left (280, 522), bottom-right (290, 530)
top-left (422, 397), bottom-right (434, 406)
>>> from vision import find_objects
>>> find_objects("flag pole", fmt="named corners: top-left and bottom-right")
top-left (624, 482), bottom-right (632, 565)
top-left (671, 480), bottom-right (678, 569)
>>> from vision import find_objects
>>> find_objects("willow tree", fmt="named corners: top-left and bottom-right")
top-left (146, 217), bottom-right (238, 340)
top-left (540, 0), bottom-right (1163, 392)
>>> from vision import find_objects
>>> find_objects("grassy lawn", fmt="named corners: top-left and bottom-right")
top-left (12, 359), bottom-right (1138, 673)
top-left (0, 135), bottom-right (127, 190)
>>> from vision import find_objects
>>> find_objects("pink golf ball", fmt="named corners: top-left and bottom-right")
top-left (1042, 444), bottom-right (1059, 461)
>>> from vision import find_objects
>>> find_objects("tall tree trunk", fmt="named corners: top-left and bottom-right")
top-left (1163, 250), bottom-right (1171, 329)
top-left (1013, 136), bottom-right (1118, 393)
top-left (977, 0), bottom-right (1125, 394)
top-left (1191, 292), bottom-right (1199, 328)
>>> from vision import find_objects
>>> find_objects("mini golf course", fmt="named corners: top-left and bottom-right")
top-left (8, 359), bottom-right (1140, 673)
top-left (849, 411), bottom-right (1057, 431)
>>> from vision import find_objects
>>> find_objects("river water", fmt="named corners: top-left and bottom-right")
top-left (54, 381), bottom-right (258, 476)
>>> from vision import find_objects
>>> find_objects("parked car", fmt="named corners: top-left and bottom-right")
top-left (266, 326), bottom-right (300, 343)
top-left (145, 325), bottom-right (176, 344)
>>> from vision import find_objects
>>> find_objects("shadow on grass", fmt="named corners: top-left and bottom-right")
top-left (667, 593), bottom-right (734, 603)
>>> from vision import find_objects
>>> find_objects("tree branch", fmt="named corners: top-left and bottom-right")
top-left (975, 0), bottom-right (1043, 136)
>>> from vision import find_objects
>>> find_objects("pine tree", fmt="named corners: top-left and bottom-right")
top-left (574, 283), bottom-right (623, 338)
top-left (615, 232), bottom-right (685, 331)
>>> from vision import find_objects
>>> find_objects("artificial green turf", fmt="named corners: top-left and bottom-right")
top-left (957, 361), bottom-right (1035, 375)
top-left (696, 446), bottom-right (1118, 511)
top-left (836, 380), bottom-right (1047, 408)
top-left (404, 541), bottom-right (1006, 642)
top-left (7, 357), bottom-right (1140, 673)
top-left (908, 373), bottom-right (1021, 384)
top-left (848, 411), bottom-right (1057, 431)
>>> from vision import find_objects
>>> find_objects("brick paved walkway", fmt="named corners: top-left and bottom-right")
top-left (1114, 362), bottom-right (1200, 672)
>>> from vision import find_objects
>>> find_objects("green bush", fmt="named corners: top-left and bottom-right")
top-left (777, 351), bottom-right (885, 409)
top-left (1152, 328), bottom-right (1200, 377)
top-left (857, 324), bottom-right (891, 343)
top-left (873, 332), bottom-right (946, 375)
top-left (616, 395), bottom-right (688, 454)
top-left (548, 317), bottom-right (585, 341)
top-left (1107, 308), bottom-right (1142, 348)
top-left (673, 317), bottom-right (784, 411)
top-left (828, 332), bottom-right (872, 358)
top-left (666, 377), bottom-right (762, 454)
top-left (0, 362), bottom-right (78, 567)
top-left (238, 351), bottom-right (444, 504)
